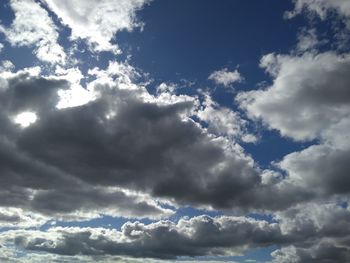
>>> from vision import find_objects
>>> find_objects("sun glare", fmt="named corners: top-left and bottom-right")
top-left (14, 111), bottom-right (38, 128)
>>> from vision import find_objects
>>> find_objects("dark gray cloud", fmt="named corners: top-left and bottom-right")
top-left (270, 202), bottom-right (350, 263)
top-left (272, 241), bottom-right (350, 263)
top-left (0, 69), bottom-right (174, 221)
top-left (0, 66), bottom-right (271, 215)
top-left (0, 62), bottom-right (344, 223)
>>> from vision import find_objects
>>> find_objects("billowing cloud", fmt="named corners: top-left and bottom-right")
top-left (0, 61), bottom-right (336, 221)
top-left (272, 243), bottom-right (350, 263)
top-left (271, 202), bottom-right (350, 263)
top-left (0, 0), bottom-right (349, 261)
top-left (1, 215), bottom-right (283, 259)
top-left (237, 52), bottom-right (350, 141)
top-left (237, 52), bottom-right (350, 199)
top-left (0, 61), bottom-right (266, 214)
top-left (41, 0), bottom-right (151, 53)
top-left (3, 201), bottom-right (350, 261)
top-left (0, 0), bottom-right (66, 64)
top-left (0, 67), bottom-right (175, 221)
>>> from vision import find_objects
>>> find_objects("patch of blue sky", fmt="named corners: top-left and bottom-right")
top-left (115, 0), bottom-right (305, 83)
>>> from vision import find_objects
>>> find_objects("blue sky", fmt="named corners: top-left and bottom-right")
top-left (0, 0), bottom-right (350, 262)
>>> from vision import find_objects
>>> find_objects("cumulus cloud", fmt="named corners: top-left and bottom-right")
top-left (41, 0), bottom-right (151, 53)
top-left (0, 61), bottom-right (334, 221)
top-left (1, 0), bottom-right (350, 261)
top-left (237, 52), bottom-right (350, 141)
top-left (271, 202), bottom-right (350, 263)
top-left (237, 51), bottom-right (350, 199)
top-left (0, 0), bottom-right (66, 64)
top-left (0, 67), bottom-right (175, 221)
top-left (0, 61), bottom-right (266, 213)
top-left (208, 68), bottom-right (243, 87)
top-left (272, 243), bottom-right (350, 263)
top-left (1, 215), bottom-right (283, 259)
top-left (4, 202), bottom-right (350, 261)
top-left (235, 42), bottom-right (350, 261)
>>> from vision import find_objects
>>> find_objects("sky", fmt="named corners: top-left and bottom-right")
top-left (0, 0), bottom-right (350, 262)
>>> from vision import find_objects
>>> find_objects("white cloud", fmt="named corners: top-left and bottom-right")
top-left (0, 60), bottom-right (15, 73)
top-left (209, 68), bottom-right (243, 87)
top-left (0, 0), bottom-right (66, 64)
top-left (296, 28), bottom-right (320, 52)
top-left (196, 93), bottom-right (257, 143)
top-left (237, 52), bottom-right (350, 141)
top-left (238, 51), bottom-right (350, 197)
top-left (287, 0), bottom-right (350, 20)
top-left (41, 0), bottom-right (151, 53)
top-left (54, 67), bottom-right (95, 109)
top-left (0, 207), bottom-right (48, 228)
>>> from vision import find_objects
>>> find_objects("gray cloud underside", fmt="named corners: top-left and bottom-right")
top-left (237, 51), bottom-right (350, 199)
top-left (8, 216), bottom-right (283, 259)
top-left (0, 67), bottom-right (349, 263)
top-left (2, 203), bottom-right (350, 262)
top-left (1, 1), bottom-right (350, 262)
top-left (1, 57), bottom-right (349, 222)
top-left (0, 68), bottom-right (280, 215)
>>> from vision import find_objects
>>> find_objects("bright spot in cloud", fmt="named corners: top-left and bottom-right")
top-left (14, 111), bottom-right (37, 128)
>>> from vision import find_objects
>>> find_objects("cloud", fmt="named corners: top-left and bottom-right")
top-left (272, 243), bottom-right (350, 263)
top-left (41, 0), bottom-right (151, 53)
top-left (208, 68), bottom-right (243, 87)
top-left (287, 0), bottom-right (350, 21)
top-left (0, 207), bottom-right (48, 228)
top-left (0, 0), bottom-right (66, 64)
top-left (196, 93), bottom-right (257, 143)
top-left (0, 67), bottom-right (174, 221)
top-left (0, 62), bottom-right (266, 213)
top-left (237, 52), bottom-right (350, 141)
top-left (237, 51), bottom-right (350, 200)
top-left (287, 0), bottom-right (350, 50)
top-left (279, 144), bottom-right (350, 195)
top-left (1, 215), bottom-right (283, 259)
top-left (5, 202), bottom-right (350, 261)
top-left (0, 62), bottom-right (334, 218)
top-left (1, 1), bottom-right (349, 260)
top-left (296, 28), bottom-right (321, 52)
top-left (271, 202), bottom-right (350, 263)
